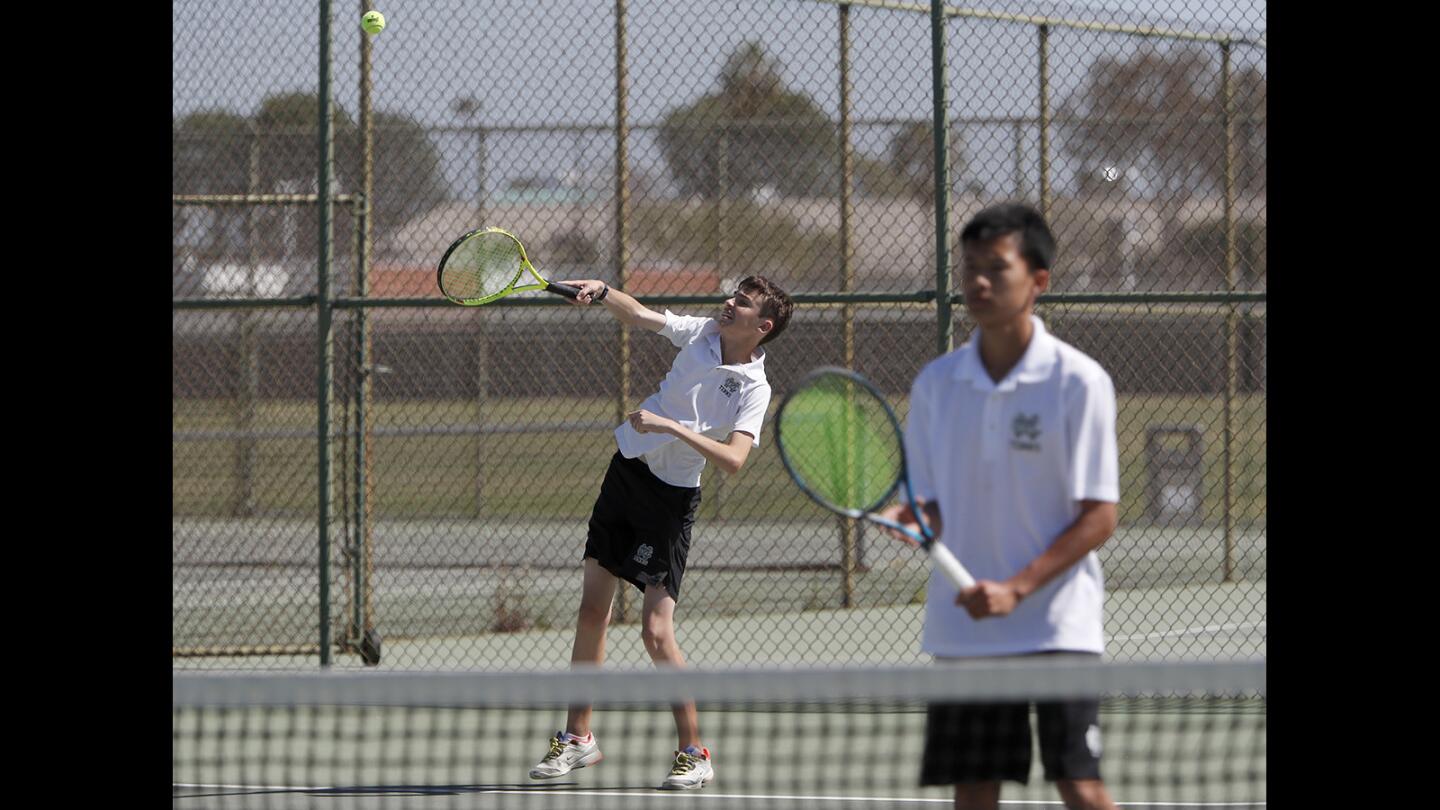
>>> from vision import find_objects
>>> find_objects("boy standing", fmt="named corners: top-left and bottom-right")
top-left (528, 275), bottom-right (794, 790)
top-left (882, 203), bottom-right (1120, 810)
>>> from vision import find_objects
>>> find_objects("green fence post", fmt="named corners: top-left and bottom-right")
top-left (613, 0), bottom-right (634, 625)
top-left (316, 0), bottom-right (335, 667)
top-left (354, 0), bottom-right (376, 658)
top-left (932, 0), bottom-right (952, 356)
top-left (1037, 24), bottom-right (1050, 220)
top-left (839, 2), bottom-right (859, 608)
top-left (1221, 41), bottom-right (1238, 583)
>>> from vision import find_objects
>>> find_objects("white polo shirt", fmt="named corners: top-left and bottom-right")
top-left (614, 311), bottom-right (771, 488)
top-left (906, 315), bottom-right (1119, 657)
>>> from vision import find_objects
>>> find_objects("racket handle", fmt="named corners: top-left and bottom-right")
top-left (928, 541), bottom-right (976, 590)
top-left (544, 282), bottom-right (582, 299)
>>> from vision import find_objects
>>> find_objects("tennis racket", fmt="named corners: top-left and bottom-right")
top-left (437, 227), bottom-right (588, 306)
top-left (775, 366), bottom-right (976, 590)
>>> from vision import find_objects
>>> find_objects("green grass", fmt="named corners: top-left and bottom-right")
top-left (174, 393), bottom-right (1265, 525)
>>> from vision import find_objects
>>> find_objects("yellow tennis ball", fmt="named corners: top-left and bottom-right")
top-left (361, 11), bottom-right (386, 34)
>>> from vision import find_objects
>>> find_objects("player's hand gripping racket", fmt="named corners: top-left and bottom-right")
top-left (437, 227), bottom-right (589, 306)
top-left (775, 367), bottom-right (976, 590)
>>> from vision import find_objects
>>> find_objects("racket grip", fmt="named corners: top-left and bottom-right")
top-left (928, 541), bottom-right (976, 590)
top-left (545, 282), bottom-right (582, 299)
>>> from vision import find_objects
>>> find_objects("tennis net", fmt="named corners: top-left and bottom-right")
top-left (173, 659), bottom-right (1265, 809)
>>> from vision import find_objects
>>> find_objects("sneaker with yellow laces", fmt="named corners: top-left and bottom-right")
top-left (659, 744), bottom-right (714, 790)
top-left (528, 731), bottom-right (602, 779)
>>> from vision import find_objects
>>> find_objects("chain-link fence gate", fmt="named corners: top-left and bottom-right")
top-left (174, 0), bottom-right (1265, 669)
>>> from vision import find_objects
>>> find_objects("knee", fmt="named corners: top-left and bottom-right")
top-left (641, 618), bottom-right (674, 653)
top-left (576, 595), bottom-right (612, 628)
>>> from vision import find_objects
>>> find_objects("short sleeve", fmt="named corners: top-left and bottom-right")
top-left (904, 370), bottom-right (937, 502)
top-left (732, 383), bottom-right (771, 447)
top-left (1066, 367), bottom-right (1120, 503)
top-left (658, 310), bottom-right (714, 349)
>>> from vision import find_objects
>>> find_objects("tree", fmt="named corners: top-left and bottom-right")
top-left (1232, 65), bottom-right (1266, 195)
top-left (364, 112), bottom-right (451, 239)
top-left (886, 121), bottom-right (970, 202)
top-left (245, 92), bottom-right (361, 262)
top-left (172, 92), bottom-right (450, 265)
top-left (658, 42), bottom-right (839, 198)
top-left (853, 155), bottom-right (911, 199)
top-left (1058, 46), bottom-right (1266, 198)
top-left (173, 111), bottom-right (252, 195)
top-left (173, 111), bottom-right (254, 265)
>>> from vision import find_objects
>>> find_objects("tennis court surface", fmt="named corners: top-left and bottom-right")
top-left (174, 659), bottom-right (1265, 809)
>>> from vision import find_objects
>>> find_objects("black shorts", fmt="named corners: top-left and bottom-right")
top-left (920, 654), bottom-right (1104, 785)
top-left (583, 452), bottom-right (702, 602)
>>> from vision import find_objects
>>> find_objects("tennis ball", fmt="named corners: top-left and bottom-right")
top-left (361, 10), bottom-right (386, 34)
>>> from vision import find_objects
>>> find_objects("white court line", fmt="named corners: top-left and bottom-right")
top-left (176, 783), bottom-right (333, 792)
top-left (174, 785), bottom-right (1263, 806)
top-left (1109, 621), bottom-right (1265, 642)
top-left (468, 791), bottom-right (1264, 807)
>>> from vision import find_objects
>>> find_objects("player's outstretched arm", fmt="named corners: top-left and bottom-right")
top-left (557, 280), bottom-right (665, 332)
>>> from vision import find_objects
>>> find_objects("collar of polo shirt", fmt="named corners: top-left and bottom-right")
top-left (702, 328), bottom-right (768, 381)
top-left (954, 315), bottom-right (1058, 391)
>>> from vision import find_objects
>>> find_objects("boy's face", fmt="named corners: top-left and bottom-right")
top-left (719, 287), bottom-right (773, 344)
top-left (960, 232), bottom-right (1049, 328)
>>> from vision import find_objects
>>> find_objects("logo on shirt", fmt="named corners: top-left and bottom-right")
top-left (633, 543), bottom-right (654, 565)
top-left (718, 376), bottom-right (742, 398)
top-left (1011, 413), bottom-right (1042, 452)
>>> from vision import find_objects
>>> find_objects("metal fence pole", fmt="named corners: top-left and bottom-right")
top-left (356, 0), bottom-right (377, 652)
top-left (238, 121), bottom-right (261, 518)
top-left (839, 2), bottom-right (859, 608)
top-left (1012, 120), bottom-right (1026, 200)
top-left (931, 0), bottom-right (952, 356)
top-left (475, 310), bottom-right (489, 519)
top-left (1221, 42), bottom-right (1238, 583)
top-left (316, 0), bottom-right (336, 666)
top-left (1037, 24), bottom-right (1051, 219)
top-left (612, 0), bottom-right (634, 625)
top-left (712, 125), bottom-right (728, 521)
top-left (470, 116), bottom-right (489, 520)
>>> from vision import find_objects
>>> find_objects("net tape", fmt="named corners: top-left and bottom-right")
top-left (175, 660), bottom-right (1263, 707)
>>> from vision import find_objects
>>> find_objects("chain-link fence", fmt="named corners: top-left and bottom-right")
top-left (173, 0), bottom-right (1265, 670)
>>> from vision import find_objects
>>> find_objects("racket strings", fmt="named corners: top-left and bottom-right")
top-left (441, 233), bottom-right (524, 300)
top-left (778, 376), bottom-right (903, 513)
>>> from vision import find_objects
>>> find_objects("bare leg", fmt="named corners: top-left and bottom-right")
top-left (1055, 779), bottom-right (1117, 810)
top-left (564, 558), bottom-right (619, 737)
top-left (640, 585), bottom-right (700, 750)
top-left (953, 782), bottom-right (1001, 810)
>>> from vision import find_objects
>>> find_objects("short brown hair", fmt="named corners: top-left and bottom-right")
top-left (738, 275), bottom-right (794, 345)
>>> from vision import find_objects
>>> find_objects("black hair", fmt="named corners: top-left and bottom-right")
top-left (959, 203), bottom-right (1057, 272)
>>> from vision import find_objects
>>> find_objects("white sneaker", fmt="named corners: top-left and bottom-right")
top-left (528, 731), bottom-right (603, 779)
top-left (660, 746), bottom-right (714, 790)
